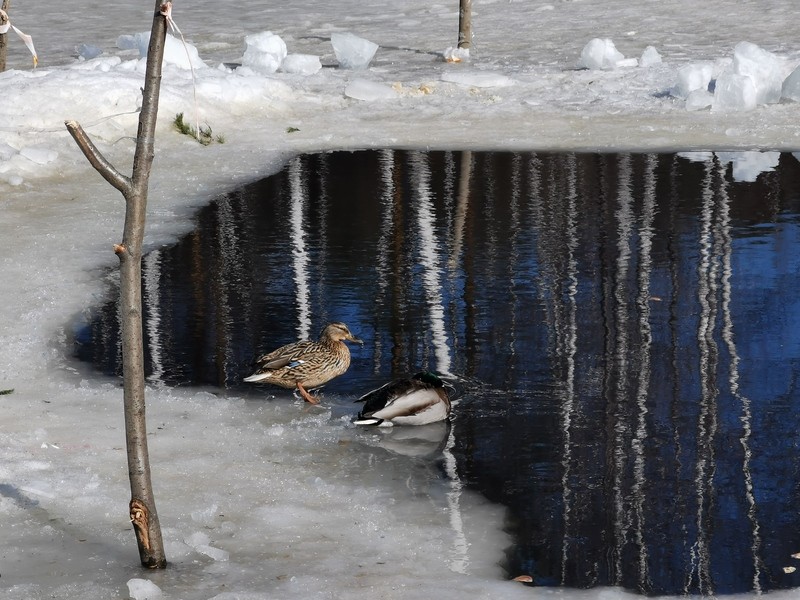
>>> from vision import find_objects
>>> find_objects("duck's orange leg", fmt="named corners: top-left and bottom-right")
top-left (297, 382), bottom-right (319, 404)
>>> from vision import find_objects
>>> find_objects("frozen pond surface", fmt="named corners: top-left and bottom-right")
top-left (4, 0), bottom-right (800, 598)
top-left (76, 149), bottom-right (800, 596)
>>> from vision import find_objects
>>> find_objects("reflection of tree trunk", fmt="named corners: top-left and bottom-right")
top-left (212, 195), bottom-right (237, 386)
top-left (689, 159), bottom-right (719, 596)
top-left (314, 154), bottom-right (330, 324)
top-left (528, 153), bottom-right (552, 344)
top-left (610, 153), bottom-right (634, 586)
top-left (558, 153), bottom-right (579, 584)
top-left (717, 162), bottom-right (763, 592)
top-left (373, 150), bottom-right (396, 374)
top-left (143, 251), bottom-right (164, 385)
top-left (460, 153), bottom-right (478, 377)
top-left (504, 154), bottom-right (522, 384)
top-left (449, 151), bottom-right (472, 271)
top-left (390, 152), bottom-right (407, 373)
top-left (632, 154), bottom-right (656, 591)
top-left (443, 150), bottom-right (471, 573)
top-left (189, 231), bottom-right (207, 379)
top-left (289, 158), bottom-right (311, 340)
top-left (410, 150), bottom-right (452, 375)
top-left (666, 155), bottom-right (685, 553)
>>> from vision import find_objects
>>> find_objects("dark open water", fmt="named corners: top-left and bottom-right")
top-left (75, 150), bottom-right (800, 596)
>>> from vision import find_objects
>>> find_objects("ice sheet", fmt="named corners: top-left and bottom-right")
top-left (2, 0), bottom-right (800, 598)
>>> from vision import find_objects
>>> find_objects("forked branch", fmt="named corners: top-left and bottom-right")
top-left (65, 120), bottom-right (131, 195)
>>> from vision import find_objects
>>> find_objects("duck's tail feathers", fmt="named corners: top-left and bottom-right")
top-left (243, 372), bottom-right (271, 383)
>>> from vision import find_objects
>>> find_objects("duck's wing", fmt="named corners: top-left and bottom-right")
top-left (355, 378), bottom-right (421, 409)
top-left (355, 380), bottom-right (398, 404)
top-left (245, 341), bottom-right (315, 380)
top-left (259, 341), bottom-right (318, 366)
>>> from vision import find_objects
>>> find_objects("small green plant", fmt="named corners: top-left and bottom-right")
top-left (286, 126), bottom-right (300, 134)
top-left (173, 112), bottom-right (225, 146)
top-left (0, 388), bottom-right (14, 395)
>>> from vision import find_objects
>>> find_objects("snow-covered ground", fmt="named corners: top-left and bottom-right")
top-left (2, 1), bottom-right (800, 598)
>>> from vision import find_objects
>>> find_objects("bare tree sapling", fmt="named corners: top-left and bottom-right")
top-left (65, 0), bottom-right (172, 569)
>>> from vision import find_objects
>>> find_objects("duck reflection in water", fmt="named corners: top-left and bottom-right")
top-left (358, 421), bottom-right (452, 459)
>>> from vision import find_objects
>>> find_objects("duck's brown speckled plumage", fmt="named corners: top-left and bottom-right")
top-left (244, 322), bottom-right (362, 403)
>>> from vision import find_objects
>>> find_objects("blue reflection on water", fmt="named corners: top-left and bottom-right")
top-left (74, 150), bottom-right (800, 596)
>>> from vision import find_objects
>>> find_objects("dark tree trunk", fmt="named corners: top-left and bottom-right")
top-left (65, 0), bottom-right (171, 569)
top-left (458, 0), bottom-right (472, 49)
top-left (0, 0), bottom-right (10, 72)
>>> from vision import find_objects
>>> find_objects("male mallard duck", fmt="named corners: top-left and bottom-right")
top-left (353, 371), bottom-right (453, 427)
top-left (244, 322), bottom-right (363, 404)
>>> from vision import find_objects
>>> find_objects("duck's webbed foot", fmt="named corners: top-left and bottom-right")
top-left (297, 383), bottom-right (320, 404)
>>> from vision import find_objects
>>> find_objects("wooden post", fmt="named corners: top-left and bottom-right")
top-left (65, 0), bottom-right (171, 569)
top-left (0, 0), bottom-right (10, 72)
top-left (458, 0), bottom-right (472, 49)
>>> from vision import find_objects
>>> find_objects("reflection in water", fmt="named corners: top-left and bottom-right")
top-left (74, 150), bottom-right (800, 596)
top-left (143, 250), bottom-right (164, 385)
top-left (289, 157), bottom-right (312, 340)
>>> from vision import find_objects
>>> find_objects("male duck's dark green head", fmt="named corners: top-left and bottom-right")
top-left (412, 371), bottom-right (444, 387)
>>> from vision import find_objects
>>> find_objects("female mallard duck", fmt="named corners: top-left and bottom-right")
top-left (244, 322), bottom-right (363, 404)
top-left (353, 371), bottom-right (454, 427)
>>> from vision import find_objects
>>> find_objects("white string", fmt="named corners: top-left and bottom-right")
top-left (159, 2), bottom-right (200, 138)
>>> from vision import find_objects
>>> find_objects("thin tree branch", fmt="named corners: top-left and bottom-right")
top-left (131, 3), bottom-right (167, 190)
top-left (65, 120), bottom-right (132, 195)
top-left (65, 0), bottom-right (170, 570)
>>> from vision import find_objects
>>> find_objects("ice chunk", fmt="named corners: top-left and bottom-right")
top-left (185, 531), bottom-right (211, 548)
top-left (732, 41), bottom-right (784, 105)
top-left (116, 34), bottom-right (138, 51)
top-left (713, 72), bottom-right (757, 112)
top-left (331, 32), bottom-right (378, 70)
top-left (640, 46), bottom-right (662, 67)
top-left (196, 544), bottom-right (230, 561)
top-left (617, 57), bottom-right (639, 68)
top-left (71, 55), bottom-right (122, 72)
top-left (20, 146), bottom-right (57, 165)
top-left (577, 38), bottom-right (624, 70)
top-left (782, 63), bottom-right (800, 102)
top-left (685, 88), bottom-right (713, 111)
top-left (76, 43), bottom-right (102, 60)
top-left (281, 53), bottom-right (322, 75)
top-left (116, 32), bottom-right (206, 70)
top-left (344, 79), bottom-right (397, 100)
top-left (126, 578), bottom-right (162, 600)
top-left (242, 31), bottom-right (287, 74)
top-left (443, 46), bottom-right (470, 63)
top-left (0, 142), bottom-right (17, 161)
top-left (673, 63), bottom-right (713, 99)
